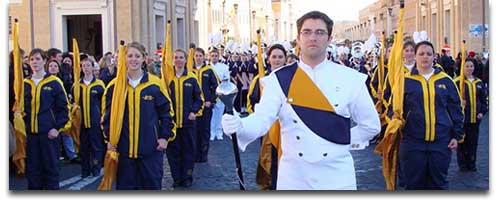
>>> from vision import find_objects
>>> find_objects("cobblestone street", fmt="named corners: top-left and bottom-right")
top-left (162, 114), bottom-right (489, 191)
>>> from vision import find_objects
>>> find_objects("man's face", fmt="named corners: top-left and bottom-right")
top-left (296, 19), bottom-right (331, 59)
top-left (209, 52), bottom-right (219, 64)
top-left (52, 53), bottom-right (63, 64)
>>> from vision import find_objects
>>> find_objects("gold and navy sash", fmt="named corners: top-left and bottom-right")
top-left (275, 63), bottom-right (350, 144)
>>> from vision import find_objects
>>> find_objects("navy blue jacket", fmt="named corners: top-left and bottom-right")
top-left (24, 73), bottom-right (70, 134)
top-left (454, 77), bottom-right (488, 123)
top-left (103, 72), bottom-right (176, 158)
top-left (403, 66), bottom-right (464, 142)
top-left (169, 68), bottom-right (204, 128)
top-left (193, 64), bottom-right (219, 103)
top-left (75, 77), bottom-right (105, 128)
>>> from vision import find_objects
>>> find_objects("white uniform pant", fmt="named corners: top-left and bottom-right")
top-left (210, 101), bottom-right (224, 140)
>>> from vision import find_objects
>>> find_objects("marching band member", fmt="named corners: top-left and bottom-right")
top-left (77, 57), bottom-right (106, 177)
top-left (102, 42), bottom-right (175, 190)
top-left (454, 59), bottom-right (488, 172)
top-left (192, 48), bottom-right (219, 162)
top-left (166, 49), bottom-right (203, 188)
top-left (399, 41), bottom-right (464, 190)
top-left (222, 11), bottom-right (380, 190)
top-left (24, 48), bottom-right (70, 189)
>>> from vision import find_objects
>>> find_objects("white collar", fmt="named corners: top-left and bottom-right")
top-left (298, 58), bottom-right (328, 72)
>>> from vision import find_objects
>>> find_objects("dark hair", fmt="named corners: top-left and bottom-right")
top-left (46, 48), bottom-right (62, 58)
top-left (414, 41), bottom-right (435, 54)
top-left (29, 48), bottom-right (47, 60)
top-left (297, 11), bottom-right (334, 37)
top-left (441, 49), bottom-right (447, 54)
top-left (267, 44), bottom-right (287, 58)
top-left (464, 58), bottom-right (476, 66)
top-left (403, 40), bottom-right (416, 50)
top-left (9, 48), bottom-right (25, 63)
top-left (195, 47), bottom-right (205, 56)
top-left (81, 57), bottom-right (95, 67)
top-left (209, 47), bottom-right (218, 54)
top-left (45, 59), bottom-right (61, 73)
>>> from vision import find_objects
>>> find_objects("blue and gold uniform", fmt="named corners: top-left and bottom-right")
top-left (167, 68), bottom-right (203, 187)
top-left (192, 64), bottom-right (219, 162)
top-left (454, 76), bottom-right (487, 171)
top-left (399, 66), bottom-right (464, 189)
top-left (76, 77), bottom-right (105, 177)
top-left (24, 73), bottom-right (70, 190)
top-left (102, 71), bottom-right (175, 190)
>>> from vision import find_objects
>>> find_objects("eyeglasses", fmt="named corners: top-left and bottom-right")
top-left (300, 29), bottom-right (329, 37)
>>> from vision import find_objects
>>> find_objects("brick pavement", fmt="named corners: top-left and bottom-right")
top-left (161, 114), bottom-right (489, 191)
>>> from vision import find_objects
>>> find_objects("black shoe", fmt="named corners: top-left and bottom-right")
top-left (182, 179), bottom-right (192, 188)
top-left (81, 172), bottom-right (90, 178)
top-left (70, 157), bottom-right (81, 164)
top-left (468, 167), bottom-right (477, 172)
top-left (172, 181), bottom-right (183, 188)
top-left (92, 170), bottom-right (101, 177)
top-left (195, 158), bottom-right (207, 163)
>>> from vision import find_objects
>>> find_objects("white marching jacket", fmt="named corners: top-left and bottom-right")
top-left (236, 59), bottom-right (380, 190)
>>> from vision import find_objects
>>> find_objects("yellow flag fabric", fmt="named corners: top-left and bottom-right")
top-left (459, 41), bottom-right (466, 107)
top-left (257, 31), bottom-right (265, 79)
top-left (374, 6), bottom-right (405, 191)
top-left (295, 44), bottom-right (300, 59)
top-left (253, 35), bottom-right (282, 188)
top-left (161, 22), bottom-right (174, 91)
top-left (98, 44), bottom-right (127, 190)
top-left (187, 47), bottom-right (195, 74)
top-left (12, 20), bottom-right (27, 175)
top-left (375, 34), bottom-right (387, 126)
top-left (68, 39), bottom-right (81, 153)
top-left (255, 122), bottom-right (281, 190)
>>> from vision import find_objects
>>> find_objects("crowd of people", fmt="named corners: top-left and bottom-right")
top-left (9, 10), bottom-right (488, 190)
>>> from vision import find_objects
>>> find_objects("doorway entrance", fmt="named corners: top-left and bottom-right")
top-left (64, 15), bottom-right (102, 58)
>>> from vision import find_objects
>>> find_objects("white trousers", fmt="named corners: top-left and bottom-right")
top-left (210, 101), bottom-right (225, 139)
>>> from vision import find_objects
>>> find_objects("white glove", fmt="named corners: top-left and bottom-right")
top-left (221, 114), bottom-right (243, 136)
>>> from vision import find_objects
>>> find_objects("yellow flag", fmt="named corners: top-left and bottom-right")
top-left (68, 39), bottom-right (82, 153)
top-left (12, 19), bottom-right (27, 175)
top-left (186, 45), bottom-right (195, 74)
top-left (374, 3), bottom-right (405, 191)
top-left (459, 41), bottom-right (466, 107)
top-left (295, 43), bottom-right (300, 59)
top-left (256, 30), bottom-right (265, 79)
top-left (161, 21), bottom-right (174, 91)
top-left (375, 32), bottom-right (387, 126)
top-left (98, 42), bottom-right (127, 190)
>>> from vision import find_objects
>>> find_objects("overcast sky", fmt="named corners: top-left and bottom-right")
top-left (294, 0), bottom-right (377, 22)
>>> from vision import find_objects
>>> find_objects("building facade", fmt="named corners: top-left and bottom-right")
top-left (9, 0), bottom-right (199, 58)
top-left (271, 0), bottom-right (297, 43)
top-left (197, 0), bottom-right (275, 49)
top-left (344, 0), bottom-right (489, 56)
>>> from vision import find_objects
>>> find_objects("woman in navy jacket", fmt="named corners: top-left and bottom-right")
top-left (24, 48), bottom-right (70, 189)
top-left (454, 59), bottom-right (488, 172)
top-left (167, 49), bottom-right (203, 188)
top-left (399, 41), bottom-right (464, 190)
top-left (102, 42), bottom-right (175, 190)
